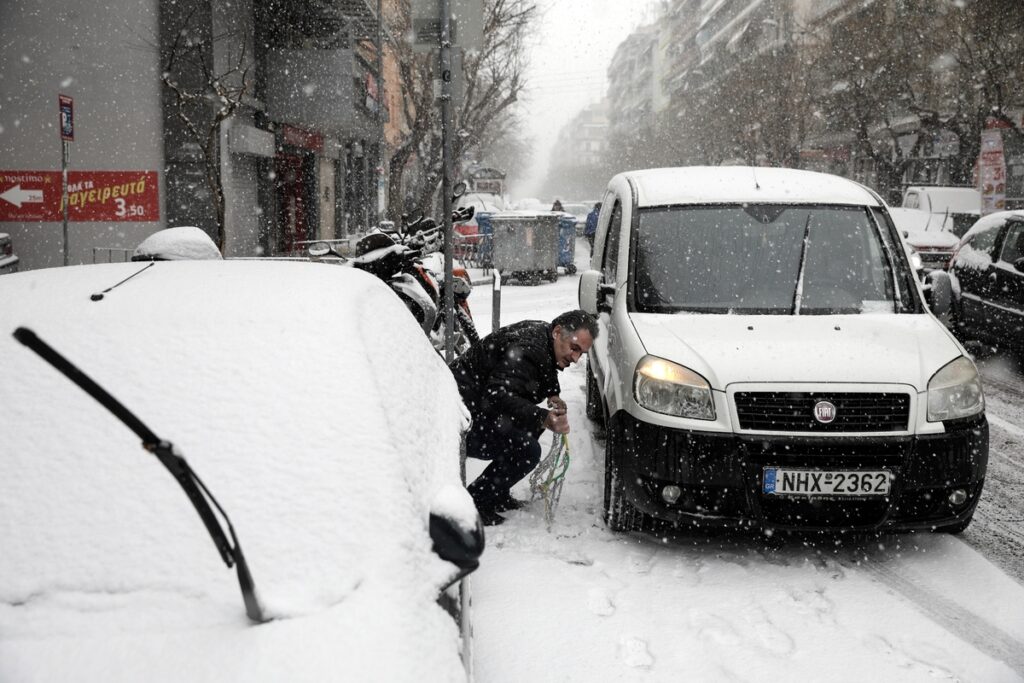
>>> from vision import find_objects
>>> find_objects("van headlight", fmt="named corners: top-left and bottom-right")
top-left (927, 357), bottom-right (985, 421)
top-left (634, 356), bottom-right (715, 420)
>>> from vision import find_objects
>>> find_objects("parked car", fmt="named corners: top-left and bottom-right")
top-left (132, 225), bottom-right (223, 261)
top-left (580, 166), bottom-right (987, 535)
top-left (948, 210), bottom-right (1024, 355)
top-left (901, 185), bottom-right (981, 238)
top-left (889, 207), bottom-right (960, 273)
top-left (0, 232), bottom-right (19, 274)
top-left (0, 260), bottom-right (482, 681)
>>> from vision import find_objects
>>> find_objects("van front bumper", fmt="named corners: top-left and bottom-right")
top-left (611, 411), bottom-right (988, 533)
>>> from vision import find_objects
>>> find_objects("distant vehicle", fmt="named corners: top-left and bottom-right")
top-left (0, 232), bottom-right (18, 275)
top-left (889, 207), bottom-right (959, 273)
top-left (511, 197), bottom-right (546, 212)
top-left (580, 166), bottom-right (986, 536)
top-left (559, 202), bottom-right (591, 236)
top-left (0, 260), bottom-right (483, 681)
top-left (901, 186), bottom-right (981, 238)
top-left (948, 210), bottom-right (1024, 355)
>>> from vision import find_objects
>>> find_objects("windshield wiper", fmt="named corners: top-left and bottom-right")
top-left (792, 212), bottom-right (813, 315)
top-left (13, 327), bottom-right (268, 624)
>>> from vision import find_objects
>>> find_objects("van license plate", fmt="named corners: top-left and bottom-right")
top-left (763, 468), bottom-right (891, 496)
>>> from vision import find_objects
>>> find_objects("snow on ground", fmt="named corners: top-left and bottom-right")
top-left (463, 238), bottom-right (1024, 682)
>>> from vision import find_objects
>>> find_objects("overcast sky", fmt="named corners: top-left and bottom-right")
top-left (510, 0), bottom-right (661, 199)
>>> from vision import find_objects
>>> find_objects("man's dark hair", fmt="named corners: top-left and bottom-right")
top-left (552, 309), bottom-right (599, 339)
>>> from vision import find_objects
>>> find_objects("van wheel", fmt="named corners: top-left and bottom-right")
top-left (603, 423), bottom-right (648, 533)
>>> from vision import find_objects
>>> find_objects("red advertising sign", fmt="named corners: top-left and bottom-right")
top-left (0, 170), bottom-right (159, 222)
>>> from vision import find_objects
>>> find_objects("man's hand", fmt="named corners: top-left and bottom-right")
top-left (544, 395), bottom-right (569, 433)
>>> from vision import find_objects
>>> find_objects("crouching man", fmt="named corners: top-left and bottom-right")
top-left (450, 309), bottom-right (598, 525)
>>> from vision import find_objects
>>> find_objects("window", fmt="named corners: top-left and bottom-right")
top-left (903, 192), bottom-right (919, 209)
top-left (602, 199), bottom-right (623, 284)
top-left (632, 204), bottom-right (897, 315)
top-left (999, 221), bottom-right (1024, 264)
top-left (967, 223), bottom-right (1000, 258)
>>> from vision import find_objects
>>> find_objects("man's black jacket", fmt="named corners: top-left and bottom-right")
top-left (450, 320), bottom-right (560, 433)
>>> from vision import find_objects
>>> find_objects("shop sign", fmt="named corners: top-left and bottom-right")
top-left (0, 170), bottom-right (159, 222)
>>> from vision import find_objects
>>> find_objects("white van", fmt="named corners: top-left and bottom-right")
top-left (579, 167), bottom-right (988, 535)
top-left (902, 185), bottom-right (981, 238)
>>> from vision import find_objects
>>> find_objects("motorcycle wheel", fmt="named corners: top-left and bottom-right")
top-left (455, 307), bottom-right (480, 348)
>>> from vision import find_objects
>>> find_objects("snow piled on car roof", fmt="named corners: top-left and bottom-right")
top-left (0, 260), bottom-right (472, 681)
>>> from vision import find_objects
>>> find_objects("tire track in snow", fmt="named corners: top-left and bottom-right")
top-left (859, 560), bottom-right (1024, 676)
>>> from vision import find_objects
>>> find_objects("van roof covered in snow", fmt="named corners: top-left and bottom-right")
top-left (618, 166), bottom-right (882, 209)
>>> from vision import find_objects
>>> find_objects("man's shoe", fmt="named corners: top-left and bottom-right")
top-left (492, 493), bottom-right (528, 513)
top-left (478, 506), bottom-right (506, 526)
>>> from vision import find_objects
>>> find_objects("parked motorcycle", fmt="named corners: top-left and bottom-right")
top-left (308, 204), bottom-right (480, 358)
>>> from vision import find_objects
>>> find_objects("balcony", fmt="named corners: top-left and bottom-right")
top-left (264, 49), bottom-right (377, 138)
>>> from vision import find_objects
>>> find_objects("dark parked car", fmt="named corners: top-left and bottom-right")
top-left (949, 210), bottom-right (1024, 355)
top-left (0, 232), bottom-right (19, 274)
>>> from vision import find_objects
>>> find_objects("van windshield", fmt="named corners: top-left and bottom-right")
top-left (633, 204), bottom-right (898, 315)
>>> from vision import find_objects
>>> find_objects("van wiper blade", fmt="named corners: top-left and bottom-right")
top-left (792, 212), bottom-right (813, 315)
top-left (12, 327), bottom-right (268, 624)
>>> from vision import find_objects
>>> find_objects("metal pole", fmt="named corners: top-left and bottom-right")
top-left (491, 268), bottom-right (501, 333)
top-left (376, 0), bottom-right (384, 226)
top-left (62, 140), bottom-right (69, 266)
top-left (440, 0), bottom-right (455, 363)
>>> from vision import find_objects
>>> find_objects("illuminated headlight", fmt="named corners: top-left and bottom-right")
top-left (927, 357), bottom-right (985, 421)
top-left (634, 356), bottom-right (715, 420)
top-left (907, 246), bottom-right (923, 271)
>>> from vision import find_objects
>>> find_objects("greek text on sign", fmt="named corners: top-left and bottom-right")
top-left (0, 171), bottom-right (159, 222)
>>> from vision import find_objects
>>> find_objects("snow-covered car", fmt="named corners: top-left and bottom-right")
top-left (0, 232), bottom-right (19, 274)
top-left (132, 225), bottom-right (223, 261)
top-left (0, 260), bottom-right (482, 682)
top-left (901, 185), bottom-right (981, 238)
top-left (889, 206), bottom-right (960, 273)
top-left (580, 166), bottom-right (987, 535)
top-left (948, 210), bottom-right (1024, 355)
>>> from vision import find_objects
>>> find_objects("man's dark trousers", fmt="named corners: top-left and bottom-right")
top-left (465, 413), bottom-right (542, 509)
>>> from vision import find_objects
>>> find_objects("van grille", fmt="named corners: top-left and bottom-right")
top-left (734, 392), bottom-right (910, 432)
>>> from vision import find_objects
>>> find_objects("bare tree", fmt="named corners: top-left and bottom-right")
top-left (160, 0), bottom-right (253, 251)
top-left (386, 0), bottom-right (536, 220)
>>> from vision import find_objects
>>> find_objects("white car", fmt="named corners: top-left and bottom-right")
top-left (580, 166), bottom-right (987, 535)
top-left (0, 260), bottom-right (482, 682)
top-left (889, 206), bottom-right (960, 272)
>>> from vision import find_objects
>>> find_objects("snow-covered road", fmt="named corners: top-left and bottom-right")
top-left (464, 239), bottom-right (1024, 682)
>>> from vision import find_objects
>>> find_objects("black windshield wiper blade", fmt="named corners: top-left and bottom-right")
top-left (13, 326), bottom-right (268, 624)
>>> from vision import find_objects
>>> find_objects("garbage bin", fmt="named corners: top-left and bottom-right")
top-left (489, 211), bottom-right (560, 284)
top-left (556, 213), bottom-right (577, 274)
top-left (476, 212), bottom-right (493, 269)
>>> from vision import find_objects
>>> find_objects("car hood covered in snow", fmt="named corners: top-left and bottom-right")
top-left (631, 313), bottom-right (963, 391)
top-left (0, 261), bottom-right (472, 682)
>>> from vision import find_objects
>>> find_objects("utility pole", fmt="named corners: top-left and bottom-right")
top-left (440, 0), bottom-right (455, 363)
top-left (376, 0), bottom-right (385, 226)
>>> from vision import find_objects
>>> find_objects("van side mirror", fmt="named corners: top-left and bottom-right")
top-left (579, 269), bottom-right (609, 314)
top-left (924, 269), bottom-right (952, 316)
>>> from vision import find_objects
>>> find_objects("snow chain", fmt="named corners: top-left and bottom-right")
top-left (529, 433), bottom-right (570, 531)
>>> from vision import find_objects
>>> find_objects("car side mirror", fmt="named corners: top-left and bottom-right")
top-left (924, 269), bottom-right (952, 316)
top-left (307, 241), bottom-right (331, 258)
top-left (1014, 257), bottom-right (1024, 273)
top-left (430, 512), bottom-right (484, 577)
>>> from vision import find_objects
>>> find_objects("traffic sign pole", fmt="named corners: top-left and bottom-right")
top-left (59, 94), bottom-right (74, 266)
top-left (441, 0), bottom-right (455, 364)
